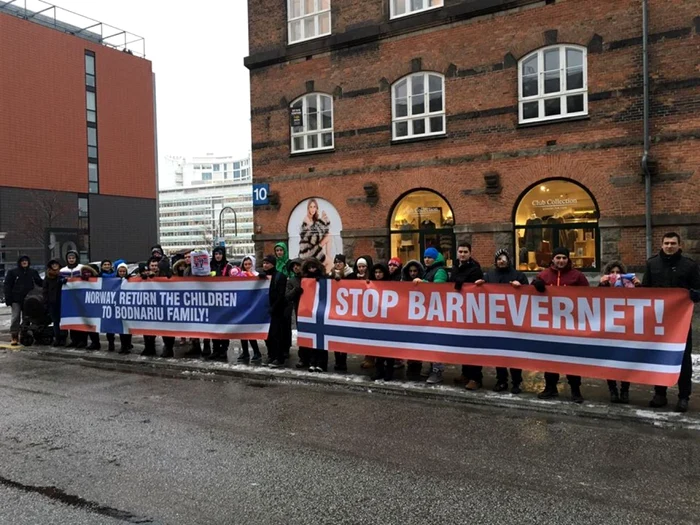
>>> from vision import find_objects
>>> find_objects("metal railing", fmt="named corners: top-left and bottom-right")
top-left (0, 0), bottom-right (145, 57)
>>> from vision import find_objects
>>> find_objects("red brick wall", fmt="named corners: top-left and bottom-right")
top-left (0, 13), bottom-right (155, 199)
top-left (248, 0), bottom-right (700, 267)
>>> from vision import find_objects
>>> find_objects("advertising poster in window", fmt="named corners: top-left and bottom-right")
top-left (287, 198), bottom-right (342, 274)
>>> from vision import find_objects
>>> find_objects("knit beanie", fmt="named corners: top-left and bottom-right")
top-left (356, 258), bottom-right (367, 267)
top-left (263, 255), bottom-right (277, 265)
top-left (552, 246), bottom-right (570, 259)
top-left (389, 257), bottom-right (402, 266)
top-left (424, 247), bottom-right (439, 260)
top-left (334, 254), bottom-right (346, 264)
top-left (494, 249), bottom-right (510, 263)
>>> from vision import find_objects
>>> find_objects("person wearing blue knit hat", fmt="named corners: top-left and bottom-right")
top-left (413, 246), bottom-right (449, 384)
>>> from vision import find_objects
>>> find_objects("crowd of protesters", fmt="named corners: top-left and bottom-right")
top-left (4, 233), bottom-right (700, 413)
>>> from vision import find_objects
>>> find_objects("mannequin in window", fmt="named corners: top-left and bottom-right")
top-left (525, 212), bottom-right (542, 251)
top-left (421, 219), bottom-right (436, 230)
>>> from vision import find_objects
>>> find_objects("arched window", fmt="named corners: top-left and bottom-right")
top-left (389, 189), bottom-right (455, 266)
top-left (392, 72), bottom-right (445, 141)
top-left (290, 93), bottom-right (334, 154)
top-left (287, 0), bottom-right (331, 44)
top-left (518, 45), bottom-right (587, 124)
top-left (513, 179), bottom-right (599, 271)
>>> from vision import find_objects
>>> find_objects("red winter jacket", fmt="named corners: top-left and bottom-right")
top-left (536, 264), bottom-right (589, 287)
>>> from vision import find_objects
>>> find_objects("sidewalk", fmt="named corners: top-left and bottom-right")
top-left (2, 332), bottom-right (699, 431)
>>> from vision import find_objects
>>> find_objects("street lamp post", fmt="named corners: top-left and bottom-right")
top-left (218, 207), bottom-right (238, 247)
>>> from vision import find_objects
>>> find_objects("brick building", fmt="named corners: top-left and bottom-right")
top-left (0, 3), bottom-right (157, 269)
top-left (246, 0), bottom-right (700, 272)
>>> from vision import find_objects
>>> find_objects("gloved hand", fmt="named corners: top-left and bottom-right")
top-left (80, 273), bottom-right (90, 281)
top-left (454, 280), bottom-right (464, 291)
top-left (258, 273), bottom-right (268, 280)
top-left (690, 289), bottom-right (700, 303)
top-left (59, 277), bottom-right (67, 285)
top-left (533, 279), bottom-right (546, 293)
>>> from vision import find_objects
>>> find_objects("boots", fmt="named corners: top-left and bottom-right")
top-left (649, 394), bottom-right (668, 408)
top-left (183, 339), bottom-right (202, 358)
top-left (426, 367), bottom-right (443, 385)
top-left (10, 335), bottom-right (19, 346)
top-left (619, 388), bottom-right (629, 404)
top-left (107, 341), bottom-right (116, 352)
top-left (570, 385), bottom-right (584, 404)
top-left (537, 386), bottom-right (559, 399)
top-left (609, 386), bottom-right (620, 403)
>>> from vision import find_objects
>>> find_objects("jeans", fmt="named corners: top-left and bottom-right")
top-left (655, 330), bottom-right (693, 400)
top-left (10, 303), bottom-right (22, 336)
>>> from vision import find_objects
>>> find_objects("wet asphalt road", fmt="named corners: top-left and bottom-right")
top-left (0, 350), bottom-right (699, 525)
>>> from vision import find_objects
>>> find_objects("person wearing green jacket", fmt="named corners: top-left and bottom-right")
top-left (412, 247), bottom-right (448, 383)
top-left (274, 242), bottom-right (290, 277)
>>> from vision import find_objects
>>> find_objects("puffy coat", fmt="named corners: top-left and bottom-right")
top-left (642, 250), bottom-right (700, 290)
top-left (4, 256), bottom-right (42, 305)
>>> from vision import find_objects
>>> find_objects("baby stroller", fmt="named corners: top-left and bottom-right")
top-left (19, 286), bottom-right (54, 346)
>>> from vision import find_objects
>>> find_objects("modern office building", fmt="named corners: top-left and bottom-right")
top-left (246, 0), bottom-right (700, 271)
top-left (158, 155), bottom-right (254, 256)
top-left (0, 1), bottom-right (157, 268)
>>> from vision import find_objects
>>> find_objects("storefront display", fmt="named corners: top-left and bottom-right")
top-left (287, 198), bottom-right (343, 274)
top-left (514, 179), bottom-right (599, 271)
top-left (390, 190), bottom-right (455, 266)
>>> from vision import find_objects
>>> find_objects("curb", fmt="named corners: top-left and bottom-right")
top-left (23, 347), bottom-right (700, 432)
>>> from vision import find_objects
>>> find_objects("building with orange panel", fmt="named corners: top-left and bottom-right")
top-left (0, 2), bottom-right (157, 268)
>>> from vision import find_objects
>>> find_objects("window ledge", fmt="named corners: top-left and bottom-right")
top-left (391, 133), bottom-right (447, 146)
top-left (517, 115), bottom-right (590, 129)
top-left (289, 148), bottom-right (335, 158)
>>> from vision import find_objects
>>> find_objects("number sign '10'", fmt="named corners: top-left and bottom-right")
top-left (253, 184), bottom-right (269, 206)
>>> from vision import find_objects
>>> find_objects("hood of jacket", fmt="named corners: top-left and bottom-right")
top-left (172, 258), bottom-right (190, 276)
top-left (402, 259), bottom-right (425, 281)
top-left (427, 253), bottom-right (446, 270)
top-left (17, 254), bottom-right (31, 267)
top-left (81, 265), bottom-right (98, 277)
top-left (371, 262), bottom-right (391, 281)
top-left (287, 258), bottom-right (303, 276)
top-left (301, 257), bottom-right (325, 277)
top-left (353, 255), bottom-right (374, 279)
top-left (274, 242), bottom-right (289, 275)
top-left (241, 255), bottom-right (258, 276)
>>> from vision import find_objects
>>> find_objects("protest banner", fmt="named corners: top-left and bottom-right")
top-left (297, 280), bottom-right (694, 386)
top-left (61, 277), bottom-right (270, 339)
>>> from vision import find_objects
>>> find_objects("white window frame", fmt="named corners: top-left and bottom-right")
top-left (290, 93), bottom-right (334, 154)
top-left (391, 72), bottom-right (446, 141)
top-left (287, 0), bottom-right (331, 45)
top-left (390, 0), bottom-right (443, 20)
top-left (518, 45), bottom-right (588, 124)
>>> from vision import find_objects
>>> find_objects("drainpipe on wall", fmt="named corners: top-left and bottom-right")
top-left (641, 0), bottom-right (652, 259)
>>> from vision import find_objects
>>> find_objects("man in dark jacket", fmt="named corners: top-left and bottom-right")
top-left (475, 249), bottom-right (529, 393)
top-left (43, 259), bottom-right (65, 346)
top-left (532, 247), bottom-right (589, 403)
top-left (4, 255), bottom-right (42, 346)
top-left (643, 232), bottom-right (700, 412)
top-left (449, 242), bottom-right (484, 388)
top-left (208, 247), bottom-right (233, 361)
top-left (262, 255), bottom-right (290, 368)
top-left (284, 259), bottom-right (308, 368)
top-left (141, 257), bottom-right (176, 358)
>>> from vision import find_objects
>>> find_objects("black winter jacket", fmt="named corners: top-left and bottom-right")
top-left (449, 259), bottom-right (483, 289)
top-left (43, 271), bottom-right (63, 305)
top-left (267, 268), bottom-right (289, 316)
top-left (483, 266), bottom-right (529, 285)
top-left (642, 250), bottom-right (700, 290)
top-left (4, 257), bottom-right (42, 305)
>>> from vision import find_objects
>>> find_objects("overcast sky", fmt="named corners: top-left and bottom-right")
top-left (52, 0), bottom-right (252, 188)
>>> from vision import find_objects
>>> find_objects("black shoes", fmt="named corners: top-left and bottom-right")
top-left (161, 348), bottom-right (175, 358)
top-left (610, 388), bottom-right (621, 403)
top-left (268, 359), bottom-right (285, 368)
top-left (511, 384), bottom-right (522, 395)
top-left (86, 342), bottom-right (101, 351)
top-left (75, 341), bottom-right (87, 349)
top-left (649, 394), bottom-right (668, 408)
top-left (492, 383), bottom-right (509, 393)
top-left (537, 387), bottom-right (559, 399)
top-left (619, 390), bottom-right (629, 404)
top-left (675, 398), bottom-right (689, 413)
top-left (107, 342), bottom-right (116, 352)
top-left (141, 347), bottom-right (156, 357)
top-left (570, 386), bottom-right (584, 404)
top-left (118, 346), bottom-right (131, 355)
top-left (237, 354), bottom-right (250, 364)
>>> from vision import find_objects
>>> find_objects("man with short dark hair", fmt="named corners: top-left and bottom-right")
top-left (449, 242), bottom-right (484, 389)
top-left (262, 255), bottom-right (290, 368)
top-left (533, 247), bottom-right (589, 403)
top-left (141, 257), bottom-right (175, 358)
top-left (643, 232), bottom-right (700, 413)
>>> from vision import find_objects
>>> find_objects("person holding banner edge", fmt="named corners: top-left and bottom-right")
top-left (262, 255), bottom-right (291, 368)
top-left (643, 232), bottom-right (700, 413)
top-left (532, 246), bottom-right (589, 403)
top-left (141, 257), bottom-right (176, 358)
top-left (475, 249), bottom-right (528, 394)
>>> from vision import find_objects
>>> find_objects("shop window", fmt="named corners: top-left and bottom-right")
top-left (390, 190), bottom-right (454, 267)
top-left (513, 179), bottom-right (599, 271)
top-left (518, 45), bottom-right (587, 124)
top-left (290, 93), bottom-right (334, 153)
top-left (392, 72), bottom-right (445, 141)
